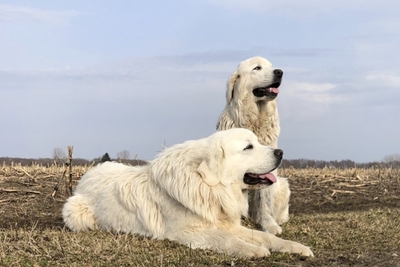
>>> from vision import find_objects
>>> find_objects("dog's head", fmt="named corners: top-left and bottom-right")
top-left (226, 56), bottom-right (283, 104)
top-left (198, 128), bottom-right (282, 190)
top-left (196, 128), bottom-right (283, 220)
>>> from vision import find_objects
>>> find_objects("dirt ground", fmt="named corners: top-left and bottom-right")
top-left (0, 167), bottom-right (399, 266)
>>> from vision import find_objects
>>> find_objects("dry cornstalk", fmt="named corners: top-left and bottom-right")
top-left (336, 183), bottom-right (367, 188)
top-left (0, 188), bottom-right (41, 194)
top-left (51, 165), bottom-right (67, 197)
top-left (0, 198), bottom-right (13, 204)
top-left (67, 146), bottom-right (73, 195)
top-left (331, 189), bottom-right (356, 196)
top-left (12, 167), bottom-right (34, 180)
top-left (51, 146), bottom-right (74, 197)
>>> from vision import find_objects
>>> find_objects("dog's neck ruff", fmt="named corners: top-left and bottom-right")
top-left (233, 100), bottom-right (280, 147)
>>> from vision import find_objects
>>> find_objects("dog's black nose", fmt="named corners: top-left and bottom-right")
top-left (273, 69), bottom-right (283, 78)
top-left (274, 149), bottom-right (283, 159)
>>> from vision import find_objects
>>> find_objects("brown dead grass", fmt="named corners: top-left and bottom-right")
top-left (0, 164), bottom-right (399, 267)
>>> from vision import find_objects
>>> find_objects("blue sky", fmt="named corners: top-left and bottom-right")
top-left (1, 0), bottom-right (399, 162)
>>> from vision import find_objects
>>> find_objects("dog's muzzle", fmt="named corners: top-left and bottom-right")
top-left (244, 149), bottom-right (283, 185)
top-left (253, 69), bottom-right (283, 99)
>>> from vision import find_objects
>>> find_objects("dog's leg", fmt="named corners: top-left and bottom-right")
top-left (249, 188), bottom-right (281, 234)
top-left (248, 170), bottom-right (282, 234)
top-left (165, 228), bottom-right (270, 258)
top-left (231, 226), bottom-right (314, 258)
top-left (258, 187), bottom-right (282, 234)
top-left (274, 177), bottom-right (290, 225)
top-left (250, 175), bottom-right (290, 234)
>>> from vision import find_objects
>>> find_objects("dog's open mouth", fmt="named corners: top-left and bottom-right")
top-left (244, 172), bottom-right (277, 185)
top-left (253, 82), bottom-right (281, 98)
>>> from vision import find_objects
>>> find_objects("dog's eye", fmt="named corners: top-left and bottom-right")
top-left (253, 66), bottom-right (262, 71)
top-left (244, 144), bottom-right (253, 150)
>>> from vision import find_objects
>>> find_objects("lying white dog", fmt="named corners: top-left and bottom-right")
top-left (217, 57), bottom-right (290, 234)
top-left (63, 128), bottom-right (313, 258)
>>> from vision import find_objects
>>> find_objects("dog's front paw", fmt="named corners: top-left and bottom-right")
top-left (291, 244), bottom-right (314, 258)
top-left (262, 221), bottom-right (282, 235)
top-left (284, 242), bottom-right (314, 258)
top-left (248, 247), bottom-right (271, 258)
top-left (276, 211), bottom-right (289, 225)
top-left (233, 245), bottom-right (271, 258)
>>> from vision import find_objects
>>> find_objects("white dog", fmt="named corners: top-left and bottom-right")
top-left (63, 128), bottom-right (313, 258)
top-left (217, 57), bottom-right (290, 234)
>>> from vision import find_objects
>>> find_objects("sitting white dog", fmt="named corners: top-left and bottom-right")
top-left (63, 128), bottom-right (313, 258)
top-left (217, 56), bottom-right (290, 234)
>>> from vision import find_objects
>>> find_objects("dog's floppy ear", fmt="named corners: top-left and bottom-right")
top-left (226, 71), bottom-right (240, 104)
top-left (150, 141), bottom-right (228, 223)
top-left (151, 139), bottom-right (247, 223)
top-left (197, 144), bottom-right (248, 221)
top-left (197, 145), bottom-right (225, 186)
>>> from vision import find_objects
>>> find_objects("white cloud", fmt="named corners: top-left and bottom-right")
top-left (366, 18), bottom-right (400, 35)
top-left (365, 72), bottom-right (400, 88)
top-left (207, 0), bottom-right (399, 15)
top-left (284, 81), bottom-right (343, 102)
top-left (0, 4), bottom-right (80, 23)
top-left (289, 82), bottom-right (335, 93)
top-left (279, 81), bottom-right (348, 120)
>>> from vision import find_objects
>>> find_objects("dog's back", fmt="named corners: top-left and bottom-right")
top-left (62, 162), bottom-right (162, 236)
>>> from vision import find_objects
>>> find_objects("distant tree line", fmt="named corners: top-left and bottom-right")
top-left (2, 155), bottom-right (400, 168)
top-left (2, 149), bottom-right (399, 168)
top-left (280, 157), bottom-right (400, 169)
top-left (0, 156), bottom-right (147, 167)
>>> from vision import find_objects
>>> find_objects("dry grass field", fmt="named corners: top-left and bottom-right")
top-left (0, 162), bottom-right (399, 267)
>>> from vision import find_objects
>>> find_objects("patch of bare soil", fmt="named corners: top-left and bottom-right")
top-left (287, 171), bottom-right (400, 214)
top-left (0, 177), bottom-right (65, 230)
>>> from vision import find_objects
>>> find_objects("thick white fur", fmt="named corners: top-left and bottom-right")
top-left (63, 128), bottom-right (313, 258)
top-left (217, 56), bottom-right (290, 234)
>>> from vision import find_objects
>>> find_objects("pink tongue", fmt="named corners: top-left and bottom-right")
top-left (259, 173), bottom-right (277, 183)
top-left (269, 88), bottom-right (279, 94)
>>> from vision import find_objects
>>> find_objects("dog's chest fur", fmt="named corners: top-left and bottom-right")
top-left (242, 101), bottom-right (280, 148)
top-left (218, 99), bottom-right (280, 148)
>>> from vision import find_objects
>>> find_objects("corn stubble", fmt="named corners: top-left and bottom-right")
top-left (0, 163), bottom-right (399, 267)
